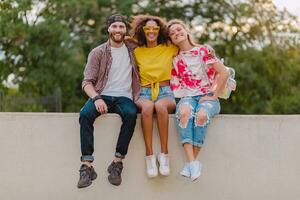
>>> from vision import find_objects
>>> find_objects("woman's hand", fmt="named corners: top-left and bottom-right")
top-left (199, 95), bottom-right (218, 103)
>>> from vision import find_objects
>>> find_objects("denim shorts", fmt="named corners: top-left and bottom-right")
top-left (139, 86), bottom-right (175, 102)
top-left (175, 94), bottom-right (220, 147)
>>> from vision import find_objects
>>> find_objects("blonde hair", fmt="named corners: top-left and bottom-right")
top-left (167, 19), bottom-right (198, 47)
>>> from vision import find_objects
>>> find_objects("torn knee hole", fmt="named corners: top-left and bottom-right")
top-left (195, 110), bottom-right (208, 126)
top-left (178, 104), bottom-right (192, 128)
top-left (179, 115), bottom-right (189, 128)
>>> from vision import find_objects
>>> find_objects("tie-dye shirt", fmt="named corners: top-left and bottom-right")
top-left (170, 45), bottom-right (220, 98)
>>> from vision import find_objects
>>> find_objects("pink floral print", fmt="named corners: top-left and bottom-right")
top-left (170, 45), bottom-right (219, 98)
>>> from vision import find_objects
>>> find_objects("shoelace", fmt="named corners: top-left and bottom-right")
top-left (79, 168), bottom-right (91, 178)
top-left (160, 156), bottom-right (169, 167)
top-left (146, 159), bottom-right (155, 170)
top-left (111, 163), bottom-right (122, 175)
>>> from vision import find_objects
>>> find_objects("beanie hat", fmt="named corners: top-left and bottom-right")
top-left (106, 14), bottom-right (128, 29)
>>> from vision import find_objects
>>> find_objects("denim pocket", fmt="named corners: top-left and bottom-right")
top-left (140, 88), bottom-right (149, 96)
top-left (160, 86), bottom-right (172, 95)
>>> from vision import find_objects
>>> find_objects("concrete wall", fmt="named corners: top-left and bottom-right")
top-left (0, 112), bottom-right (299, 200)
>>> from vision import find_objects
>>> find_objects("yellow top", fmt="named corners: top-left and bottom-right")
top-left (134, 44), bottom-right (178, 100)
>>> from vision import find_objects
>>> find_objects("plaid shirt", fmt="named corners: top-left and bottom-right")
top-left (82, 40), bottom-right (141, 101)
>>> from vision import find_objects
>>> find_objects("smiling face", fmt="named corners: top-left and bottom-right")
top-left (168, 23), bottom-right (188, 45)
top-left (108, 21), bottom-right (127, 43)
top-left (143, 20), bottom-right (160, 43)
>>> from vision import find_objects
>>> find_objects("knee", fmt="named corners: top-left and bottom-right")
top-left (195, 110), bottom-right (208, 126)
top-left (79, 100), bottom-right (97, 122)
top-left (124, 106), bottom-right (138, 119)
top-left (177, 104), bottom-right (192, 128)
top-left (178, 106), bottom-right (191, 119)
top-left (141, 102), bottom-right (154, 117)
top-left (154, 102), bottom-right (167, 114)
top-left (79, 109), bottom-right (92, 123)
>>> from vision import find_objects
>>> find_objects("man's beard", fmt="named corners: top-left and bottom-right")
top-left (109, 32), bottom-right (125, 43)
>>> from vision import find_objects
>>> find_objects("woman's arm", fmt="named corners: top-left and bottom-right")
top-left (199, 62), bottom-right (229, 102)
top-left (210, 62), bottom-right (229, 98)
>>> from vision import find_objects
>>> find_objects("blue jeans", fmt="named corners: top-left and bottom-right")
top-left (175, 95), bottom-right (220, 147)
top-left (139, 86), bottom-right (175, 102)
top-left (79, 95), bottom-right (137, 162)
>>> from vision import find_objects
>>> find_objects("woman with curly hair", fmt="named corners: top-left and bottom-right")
top-left (167, 19), bottom-right (229, 181)
top-left (130, 15), bottom-right (178, 178)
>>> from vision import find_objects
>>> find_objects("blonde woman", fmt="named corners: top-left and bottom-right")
top-left (167, 19), bottom-right (229, 181)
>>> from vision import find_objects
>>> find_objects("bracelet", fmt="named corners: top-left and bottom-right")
top-left (92, 95), bottom-right (102, 103)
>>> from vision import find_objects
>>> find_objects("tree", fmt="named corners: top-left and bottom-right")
top-left (1, 0), bottom-right (299, 113)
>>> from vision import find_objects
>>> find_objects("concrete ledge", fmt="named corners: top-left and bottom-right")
top-left (0, 113), bottom-right (300, 200)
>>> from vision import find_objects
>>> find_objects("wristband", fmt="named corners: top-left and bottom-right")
top-left (92, 95), bottom-right (102, 103)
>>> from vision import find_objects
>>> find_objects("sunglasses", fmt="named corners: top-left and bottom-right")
top-left (143, 26), bottom-right (160, 33)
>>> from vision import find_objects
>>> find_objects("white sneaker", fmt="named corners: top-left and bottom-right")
top-left (145, 155), bottom-right (158, 178)
top-left (157, 153), bottom-right (170, 176)
top-left (180, 163), bottom-right (190, 177)
top-left (190, 161), bottom-right (202, 181)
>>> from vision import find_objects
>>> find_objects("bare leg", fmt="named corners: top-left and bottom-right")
top-left (136, 99), bottom-right (155, 156)
top-left (82, 161), bottom-right (92, 167)
top-left (193, 146), bottom-right (201, 159)
top-left (183, 143), bottom-right (195, 162)
top-left (154, 98), bottom-right (176, 154)
top-left (113, 157), bottom-right (123, 163)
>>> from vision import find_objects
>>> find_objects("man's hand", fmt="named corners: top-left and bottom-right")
top-left (94, 99), bottom-right (108, 114)
top-left (199, 95), bottom-right (218, 103)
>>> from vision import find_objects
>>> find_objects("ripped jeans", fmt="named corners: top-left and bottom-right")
top-left (175, 95), bottom-right (220, 147)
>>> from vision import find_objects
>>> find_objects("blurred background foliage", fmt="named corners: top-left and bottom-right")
top-left (0, 0), bottom-right (299, 113)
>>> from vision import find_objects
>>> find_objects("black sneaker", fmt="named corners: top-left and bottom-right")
top-left (90, 166), bottom-right (97, 181)
top-left (107, 161), bottom-right (123, 186)
top-left (77, 164), bottom-right (97, 188)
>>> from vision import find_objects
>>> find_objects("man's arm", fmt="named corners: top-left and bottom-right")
top-left (83, 84), bottom-right (98, 99)
top-left (82, 49), bottom-right (108, 113)
top-left (83, 84), bottom-right (108, 114)
top-left (82, 50), bottom-right (100, 92)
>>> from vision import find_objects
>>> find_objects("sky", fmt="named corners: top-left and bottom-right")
top-left (273, 0), bottom-right (300, 19)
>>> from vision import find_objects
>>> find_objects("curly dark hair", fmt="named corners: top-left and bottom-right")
top-left (130, 15), bottom-right (169, 46)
